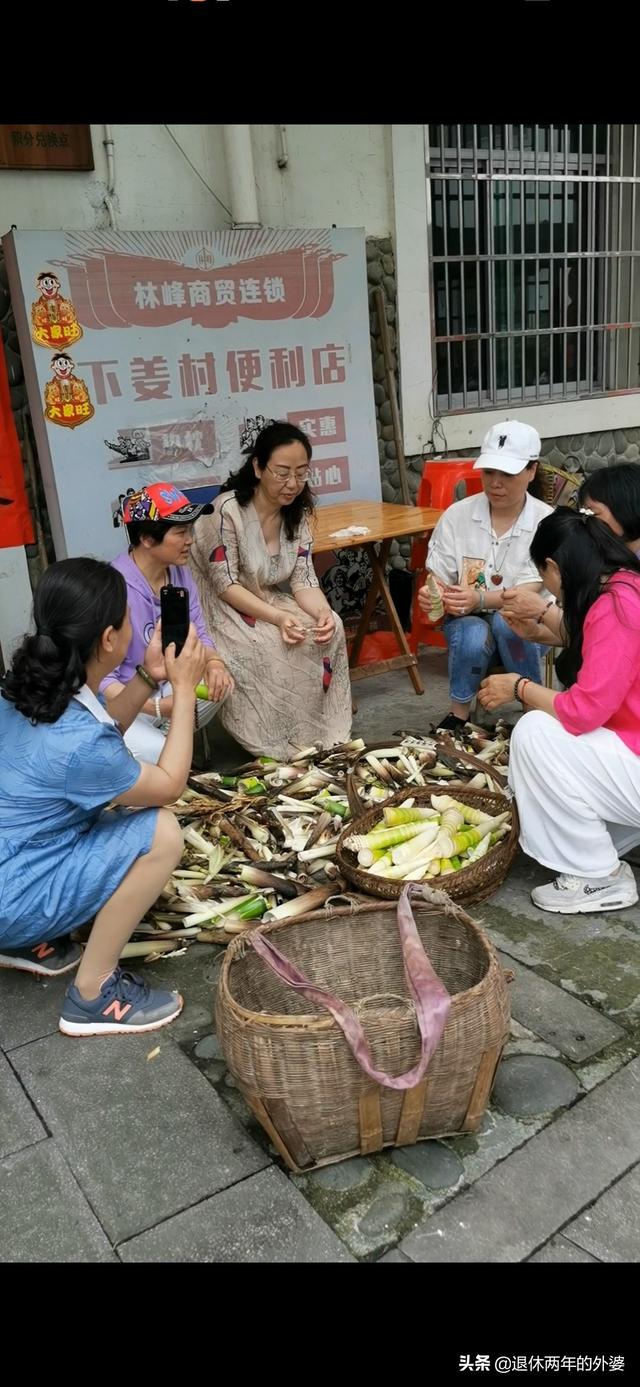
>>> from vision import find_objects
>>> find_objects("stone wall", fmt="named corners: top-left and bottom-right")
top-left (433, 430), bottom-right (640, 473)
top-left (541, 429), bottom-right (640, 473)
top-left (366, 236), bottom-right (419, 571)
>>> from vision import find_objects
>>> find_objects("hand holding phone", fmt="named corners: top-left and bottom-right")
top-left (165, 623), bottom-right (207, 693)
top-left (160, 585), bottom-right (190, 657)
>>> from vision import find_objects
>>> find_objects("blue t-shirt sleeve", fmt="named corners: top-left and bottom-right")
top-left (64, 722), bottom-right (141, 810)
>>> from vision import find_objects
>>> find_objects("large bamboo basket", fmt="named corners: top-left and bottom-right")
top-left (337, 785), bottom-right (519, 906)
top-left (216, 892), bottom-right (511, 1173)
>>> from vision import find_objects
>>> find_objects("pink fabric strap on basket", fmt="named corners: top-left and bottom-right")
top-left (248, 883), bottom-right (452, 1090)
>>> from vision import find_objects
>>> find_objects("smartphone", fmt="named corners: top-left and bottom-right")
top-left (160, 585), bottom-right (190, 657)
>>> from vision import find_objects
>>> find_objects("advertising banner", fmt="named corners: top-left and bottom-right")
top-left (3, 228), bottom-right (379, 560)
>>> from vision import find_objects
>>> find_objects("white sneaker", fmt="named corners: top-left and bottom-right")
top-left (531, 861), bottom-right (638, 914)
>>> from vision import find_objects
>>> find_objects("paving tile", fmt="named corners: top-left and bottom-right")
top-left (391, 1141), bottom-right (464, 1190)
top-left (144, 945), bottom-right (221, 1044)
top-left (118, 1167), bottom-right (354, 1262)
top-left (492, 1056), bottom-right (581, 1118)
top-left (0, 970), bottom-right (67, 1050)
top-left (499, 953), bottom-right (624, 1061)
top-left (561, 1163), bottom-right (640, 1262)
top-left (377, 1248), bottom-right (411, 1263)
top-left (11, 1032), bottom-right (269, 1244)
top-left (0, 1051), bottom-right (45, 1159)
top-left (309, 1157), bottom-right (372, 1192)
top-left (0, 1142), bottom-right (116, 1262)
top-left (529, 1236), bottom-right (599, 1264)
top-left (400, 1057), bottom-right (640, 1263)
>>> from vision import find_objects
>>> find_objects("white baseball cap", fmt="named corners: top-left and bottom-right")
top-left (473, 421), bottom-right (542, 475)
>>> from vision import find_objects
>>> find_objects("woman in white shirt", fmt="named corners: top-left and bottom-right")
top-left (418, 421), bottom-right (553, 732)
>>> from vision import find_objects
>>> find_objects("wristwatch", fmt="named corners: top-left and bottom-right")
top-left (135, 664), bottom-right (158, 692)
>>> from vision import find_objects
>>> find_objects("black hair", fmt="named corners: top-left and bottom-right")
top-left (219, 420), bottom-right (314, 542)
top-left (524, 461), bottom-right (544, 501)
top-left (126, 519), bottom-right (174, 549)
top-left (1, 558), bottom-right (127, 724)
top-left (530, 506), bottom-right (640, 680)
top-left (578, 463), bottom-right (640, 544)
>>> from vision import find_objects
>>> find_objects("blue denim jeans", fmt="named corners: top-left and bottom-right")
top-left (443, 612), bottom-right (544, 705)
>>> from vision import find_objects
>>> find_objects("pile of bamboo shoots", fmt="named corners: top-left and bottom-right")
top-left (343, 794), bottom-right (512, 884)
top-left (123, 726), bottom-right (512, 961)
top-left (126, 740), bottom-right (364, 959)
top-left (352, 722), bottom-right (511, 806)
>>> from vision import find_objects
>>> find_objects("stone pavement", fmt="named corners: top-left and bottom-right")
top-left (1, 649), bottom-right (639, 1262)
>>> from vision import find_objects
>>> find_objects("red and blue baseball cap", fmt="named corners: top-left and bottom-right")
top-left (122, 482), bottom-right (213, 526)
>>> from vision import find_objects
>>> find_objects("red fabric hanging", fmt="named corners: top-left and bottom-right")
top-left (0, 339), bottom-right (34, 549)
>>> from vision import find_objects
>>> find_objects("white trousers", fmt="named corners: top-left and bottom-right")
top-left (508, 710), bottom-right (640, 877)
top-left (124, 696), bottom-right (221, 766)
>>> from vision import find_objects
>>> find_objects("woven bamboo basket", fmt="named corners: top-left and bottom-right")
top-left (216, 890), bottom-right (511, 1172)
top-left (337, 785), bottom-right (519, 906)
top-left (537, 461), bottom-right (585, 509)
top-left (345, 736), bottom-right (508, 817)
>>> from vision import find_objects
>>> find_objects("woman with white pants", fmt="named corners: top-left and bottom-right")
top-left (479, 506), bottom-right (640, 914)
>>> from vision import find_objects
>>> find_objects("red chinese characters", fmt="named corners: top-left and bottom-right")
top-left (287, 406), bottom-right (346, 444)
top-left (61, 248), bottom-right (344, 331)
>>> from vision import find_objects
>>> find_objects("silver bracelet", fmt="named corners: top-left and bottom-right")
top-left (478, 589), bottom-right (486, 612)
top-left (154, 694), bottom-right (162, 722)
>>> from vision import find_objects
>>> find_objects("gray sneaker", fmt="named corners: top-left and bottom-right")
top-left (531, 861), bottom-right (638, 914)
top-left (0, 936), bottom-right (82, 977)
top-left (59, 966), bottom-right (183, 1037)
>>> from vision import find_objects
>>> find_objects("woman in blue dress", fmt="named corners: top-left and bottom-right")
top-left (0, 557), bottom-right (207, 1037)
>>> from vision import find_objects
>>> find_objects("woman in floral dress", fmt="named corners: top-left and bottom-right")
top-left (190, 421), bottom-right (352, 760)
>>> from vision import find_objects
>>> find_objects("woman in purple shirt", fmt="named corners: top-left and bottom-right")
top-left (102, 483), bottom-right (234, 762)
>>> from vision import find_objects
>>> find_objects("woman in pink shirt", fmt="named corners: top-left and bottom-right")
top-left (479, 506), bottom-right (640, 914)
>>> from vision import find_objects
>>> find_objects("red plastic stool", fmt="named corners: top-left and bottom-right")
top-left (409, 460), bottom-right (483, 652)
top-left (347, 631), bottom-right (403, 665)
top-left (411, 459), bottom-right (482, 572)
top-left (420, 459), bottom-right (481, 509)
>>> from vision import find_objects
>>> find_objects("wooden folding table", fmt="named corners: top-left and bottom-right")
top-left (312, 500), bottom-right (442, 695)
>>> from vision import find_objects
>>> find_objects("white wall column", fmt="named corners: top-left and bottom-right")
top-left (222, 125), bottom-right (260, 227)
top-left (391, 124), bottom-right (433, 456)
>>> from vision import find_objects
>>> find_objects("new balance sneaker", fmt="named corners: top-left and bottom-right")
top-left (0, 936), bottom-right (82, 977)
top-left (59, 966), bottom-right (183, 1037)
top-left (531, 861), bottom-right (638, 914)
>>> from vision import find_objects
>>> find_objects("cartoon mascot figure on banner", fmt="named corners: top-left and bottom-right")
top-left (43, 352), bottom-right (94, 428)
top-left (31, 270), bottom-right (82, 350)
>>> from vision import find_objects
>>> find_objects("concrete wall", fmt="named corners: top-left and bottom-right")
top-left (0, 124), bottom-right (392, 236)
top-left (252, 124), bottom-right (392, 236)
top-left (0, 126), bottom-right (231, 233)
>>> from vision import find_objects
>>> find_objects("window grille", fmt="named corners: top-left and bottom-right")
top-left (427, 125), bottom-right (640, 413)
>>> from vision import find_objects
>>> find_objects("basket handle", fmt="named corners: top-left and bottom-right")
top-left (248, 883), bottom-right (452, 1090)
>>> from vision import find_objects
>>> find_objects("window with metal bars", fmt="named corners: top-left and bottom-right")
top-left (427, 125), bottom-right (640, 414)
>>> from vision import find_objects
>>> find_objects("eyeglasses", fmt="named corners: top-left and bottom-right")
top-left (266, 465), bottom-right (310, 487)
